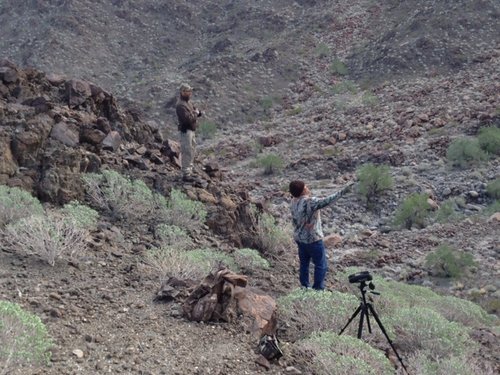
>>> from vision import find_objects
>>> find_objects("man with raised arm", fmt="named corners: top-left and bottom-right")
top-left (289, 180), bottom-right (354, 290)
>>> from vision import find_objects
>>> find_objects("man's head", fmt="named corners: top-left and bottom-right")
top-left (289, 180), bottom-right (309, 197)
top-left (179, 83), bottom-right (193, 99)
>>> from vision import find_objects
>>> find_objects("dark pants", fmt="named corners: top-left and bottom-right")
top-left (297, 240), bottom-right (328, 290)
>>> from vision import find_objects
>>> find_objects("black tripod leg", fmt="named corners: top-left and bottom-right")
top-left (357, 306), bottom-right (365, 339)
top-left (367, 304), bottom-right (410, 375)
top-left (365, 306), bottom-right (373, 334)
top-left (338, 304), bottom-right (361, 335)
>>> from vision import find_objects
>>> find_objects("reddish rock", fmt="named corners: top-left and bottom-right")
top-left (234, 286), bottom-right (277, 338)
top-left (324, 233), bottom-right (343, 247)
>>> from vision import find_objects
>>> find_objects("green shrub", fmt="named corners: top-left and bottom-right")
top-left (255, 212), bottom-right (290, 254)
top-left (145, 247), bottom-right (200, 283)
top-left (362, 92), bottom-right (379, 107)
top-left (155, 224), bottom-right (192, 250)
top-left (0, 185), bottom-right (43, 227)
top-left (3, 211), bottom-right (88, 266)
top-left (164, 189), bottom-right (207, 230)
top-left (425, 244), bottom-right (476, 278)
top-left (0, 301), bottom-right (52, 373)
top-left (315, 43), bottom-right (330, 58)
top-left (435, 198), bottom-right (463, 223)
top-left (61, 201), bottom-right (99, 230)
top-left (198, 121), bottom-right (217, 140)
top-left (437, 295), bottom-right (496, 327)
top-left (486, 178), bottom-right (500, 199)
top-left (485, 199), bottom-right (500, 215)
top-left (393, 193), bottom-right (431, 229)
top-left (256, 153), bottom-right (284, 175)
top-left (371, 277), bottom-right (495, 327)
top-left (260, 96), bottom-right (273, 111)
top-left (356, 163), bottom-right (392, 207)
top-left (82, 170), bottom-right (157, 221)
top-left (446, 138), bottom-right (488, 168)
top-left (387, 307), bottom-right (473, 358)
top-left (185, 248), bottom-right (238, 273)
top-left (233, 248), bottom-right (270, 271)
top-left (297, 332), bottom-right (394, 375)
top-left (286, 106), bottom-right (302, 116)
top-left (330, 59), bottom-right (348, 75)
top-left (477, 126), bottom-right (500, 155)
top-left (278, 288), bottom-right (359, 340)
top-left (332, 80), bottom-right (357, 95)
top-left (408, 350), bottom-right (494, 375)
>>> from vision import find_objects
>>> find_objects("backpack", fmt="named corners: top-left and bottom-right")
top-left (258, 334), bottom-right (283, 360)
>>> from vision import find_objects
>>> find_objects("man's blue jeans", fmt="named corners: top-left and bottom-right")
top-left (296, 240), bottom-right (328, 290)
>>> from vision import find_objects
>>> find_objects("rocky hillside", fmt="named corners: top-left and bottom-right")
top-left (0, 0), bottom-right (499, 374)
top-left (1, 0), bottom-right (498, 126)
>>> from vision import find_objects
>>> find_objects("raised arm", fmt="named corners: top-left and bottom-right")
top-left (310, 182), bottom-right (354, 211)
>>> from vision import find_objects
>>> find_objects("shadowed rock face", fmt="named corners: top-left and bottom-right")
top-left (0, 60), bottom-right (158, 204)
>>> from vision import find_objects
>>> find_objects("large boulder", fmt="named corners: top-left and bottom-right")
top-left (183, 267), bottom-right (277, 338)
top-left (50, 122), bottom-right (80, 147)
top-left (66, 79), bottom-right (92, 108)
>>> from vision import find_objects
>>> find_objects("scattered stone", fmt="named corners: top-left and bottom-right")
top-left (50, 122), bottom-right (80, 147)
top-left (487, 212), bottom-right (500, 222)
top-left (72, 349), bottom-right (84, 358)
top-left (255, 355), bottom-right (271, 370)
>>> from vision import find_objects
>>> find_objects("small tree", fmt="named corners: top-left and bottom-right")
top-left (446, 138), bottom-right (487, 168)
top-left (393, 193), bottom-right (431, 229)
top-left (0, 301), bottom-right (52, 374)
top-left (198, 121), bottom-right (217, 140)
top-left (477, 126), bottom-right (500, 155)
top-left (356, 163), bottom-right (392, 208)
top-left (486, 178), bottom-right (500, 200)
top-left (256, 153), bottom-right (284, 175)
top-left (425, 245), bottom-right (476, 278)
top-left (435, 197), bottom-right (464, 223)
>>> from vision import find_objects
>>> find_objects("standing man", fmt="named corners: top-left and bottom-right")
top-left (176, 83), bottom-right (202, 181)
top-left (289, 180), bottom-right (353, 290)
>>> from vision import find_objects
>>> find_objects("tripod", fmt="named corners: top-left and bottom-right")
top-left (339, 280), bottom-right (410, 375)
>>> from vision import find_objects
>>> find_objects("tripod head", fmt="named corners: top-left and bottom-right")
top-left (348, 271), bottom-right (380, 296)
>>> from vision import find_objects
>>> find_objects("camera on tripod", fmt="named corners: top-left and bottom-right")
top-left (348, 271), bottom-right (372, 284)
top-left (341, 271), bottom-right (409, 374)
